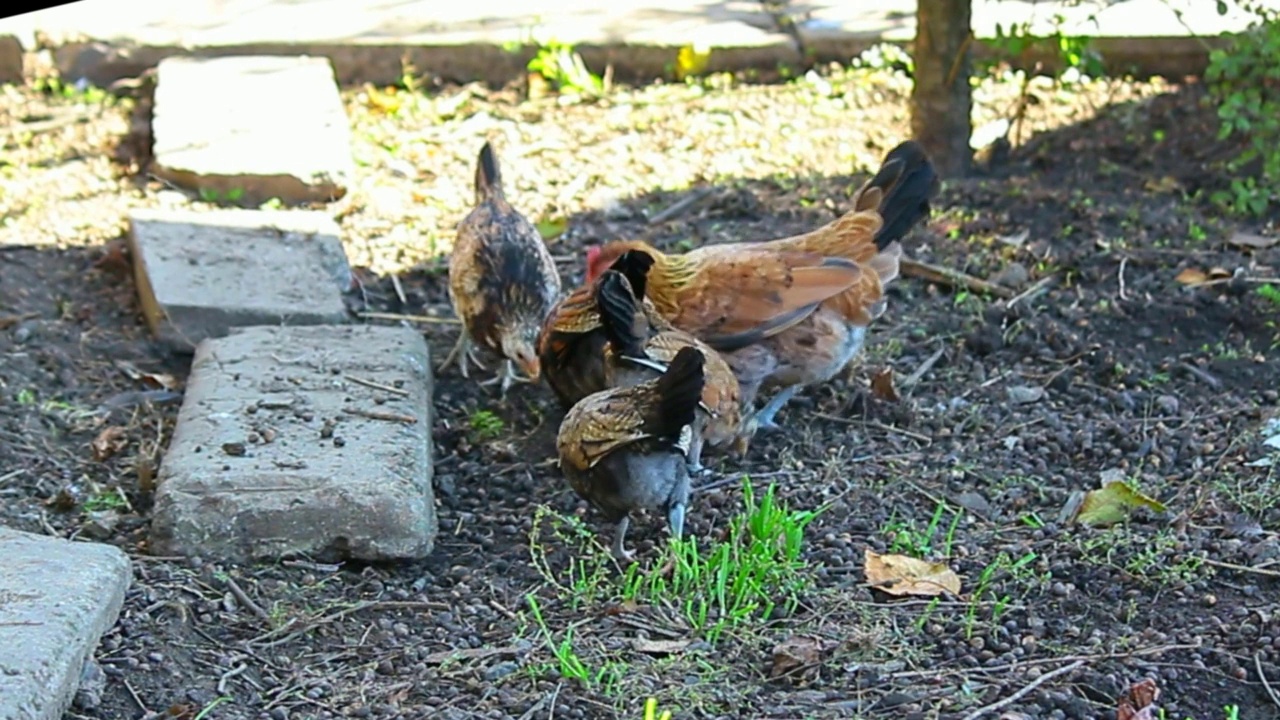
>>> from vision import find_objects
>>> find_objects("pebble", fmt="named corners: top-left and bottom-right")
top-left (1155, 394), bottom-right (1180, 414)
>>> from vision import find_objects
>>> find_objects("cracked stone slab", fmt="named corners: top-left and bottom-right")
top-left (0, 528), bottom-right (131, 720)
top-left (150, 324), bottom-right (438, 563)
top-left (151, 55), bottom-right (353, 205)
top-left (128, 208), bottom-right (353, 352)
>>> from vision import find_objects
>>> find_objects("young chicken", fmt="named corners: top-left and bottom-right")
top-left (536, 250), bottom-right (672, 410)
top-left (556, 345), bottom-right (706, 562)
top-left (583, 140), bottom-right (938, 430)
top-left (594, 264), bottom-right (746, 472)
top-left (442, 141), bottom-right (561, 394)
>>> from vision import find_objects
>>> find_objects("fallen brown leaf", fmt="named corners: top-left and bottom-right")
top-left (115, 360), bottom-right (180, 391)
top-left (864, 548), bottom-right (962, 597)
top-left (1227, 231), bottom-right (1278, 250)
top-left (869, 367), bottom-right (900, 403)
top-left (770, 636), bottom-right (827, 680)
top-left (91, 426), bottom-right (129, 462)
top-left (1116, 678), bottom-right (1160, 720)
top-left (1174, 267), bottom-right (1208, 285)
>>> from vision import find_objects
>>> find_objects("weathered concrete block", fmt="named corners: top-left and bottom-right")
top-left (151, 324), bottom-right (437, 563)
top-left (0, 528), bottom-right (131, 720)
top-left (151, 55), bottom-right (353, 205)
top-left (128, 208), bottom-right (353, 353)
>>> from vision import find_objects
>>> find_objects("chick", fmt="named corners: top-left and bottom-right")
top-left (556, 345), bottom-right (706, 562)
top-left (442, 141), bottom-right (562, 394)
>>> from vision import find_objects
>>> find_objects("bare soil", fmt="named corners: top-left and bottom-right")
top-left (2, 64), bottom-right (1279, 720)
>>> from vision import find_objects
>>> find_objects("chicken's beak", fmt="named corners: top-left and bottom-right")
top-left (517, 356), bottom-right (541, 382)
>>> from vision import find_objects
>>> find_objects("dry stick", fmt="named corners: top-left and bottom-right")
top-left (959, 659), bottom-right (1087, 720)
top-left (359, 311), bottom-right (460, 325)
top-left (1255, 653), bottom-right (1280, 710)
top-left (390, 274), bottom-right (408, 306)
top-left (648, 187), bottom-right (714, 225)
top-left (1180, 362), bottom-right (1223, 390)
top-left (901, 344), bottom-right (946, 388)
top-left (1201, 557), bottom-right (1280, 579)
top-left (345, 375), bottom-right (410, 397)
top-left (342, 407), bottom-right (418, 424)
top-left (223, 575), bottom-right (272, 623)
top-left (891, 643), bottom-right (1200, 680)
top-left (900, 258), bottom-right (1014, 299)
top-left (1007, 274), bottom-right (1056, 309)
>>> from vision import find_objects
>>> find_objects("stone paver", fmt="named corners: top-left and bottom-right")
top-left (150, 324), bottom-right (437, 563)
top-left (127, 207), bottom-right (353, 352)
top-left (151, 55), bottom-right (354, 205)
top-left (0, 527), bottom-right (131, 720)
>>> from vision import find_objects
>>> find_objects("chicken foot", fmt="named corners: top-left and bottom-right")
top-left (439, 331), bottom-right (487, 378)
top-left (749, 385), bottom-right (800, 433)
top-left (477, 358), bottom-right (534, 395)
top-left (611, 516), bottom-right (635, 563)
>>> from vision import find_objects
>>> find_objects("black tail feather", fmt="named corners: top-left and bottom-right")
top-left (594, 271), bottom-right (648, 358)
top-left (475, 141), bottom-right (503, 200)
top-left (608, 250), bottom-right (656, 302)
top-left (871, 140), bottom-right (940, 250)
top-left (650, 346), bottom-right (705, 439)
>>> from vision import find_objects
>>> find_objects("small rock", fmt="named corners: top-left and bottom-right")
top-left (73, 657), bottom-right (107, 710)
top-left (1007, 385), bottom-right (1045, 405)
top-left (956, 491), bottom-right (992, 517)
top-left (990, 262), bottom-right (1030, 288)
top-left (484, 660), bottom-right (520, 681)
top-left (80, 511), bottom-right (121, 541)
top-left (0, 35), bottom-right (22, 85)
top-left (1155, 395), bottom-right (1180, 415)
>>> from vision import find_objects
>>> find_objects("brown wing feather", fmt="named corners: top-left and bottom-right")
top-left (557, 388), bottom-right (655, 473)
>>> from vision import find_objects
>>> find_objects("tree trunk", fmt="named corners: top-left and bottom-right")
top-left (911, 0), bottom-right (973, 178)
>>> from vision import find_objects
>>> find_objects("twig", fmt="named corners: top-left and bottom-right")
top-left (1117, 257), bottom-right (1130, 301)
top-left (390, 274), bottom-right (408, 306)
top-left (358, 311), bottom-right (460, 325)
top-left (1180, 362), bottom-right (1223, 390)
top-left (217, 663), bottom-right (248, 694)
top-left (959, 659), bottom-right (1087, 720)
top-left (1187, 276), bottom-right (1280, 288)
top-left (901, 344), bottom-right (946, 388)
top-left (900, 258), bottom-right (1014, 299)
top-left (1201, 557), bottom-right (1280, 579)
top-left (1005, 274), bottom-right (1056, 309)
top-left (344, 375), bottom-right (410, 397)
top-left (0, 468), bottom-right (24, 484)
top-left (122, 678), bottom-right (149, 713)
top-left (891, 643), bottom-right (1199, 680)
top-left (1255, 653), bottom-right (1280, 710)
top-left (342, 408), bottom-right (418, 424)
top-left (222, 575), bottom-right (272, 623)
top-left (647, 187), bottom-right (713, 225)
top-left (424, 644), bottom-right (525, 665)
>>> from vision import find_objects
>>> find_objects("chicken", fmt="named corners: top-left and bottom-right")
top-left (441, 141), bottom-right (562, 394)
top-left (593, 261), bottom-right (746, 472)
top-left (556, 345), bottom-right (705, 561)
top-left (583, 140), bottom-right (938, 430)
top-left (536, 250), bottom-right (672, 410)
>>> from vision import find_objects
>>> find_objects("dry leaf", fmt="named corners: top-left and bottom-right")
top-left (1116, 678), bottom-right (1160, 720)
top-left (869, 368), bottom-right (900, 402)
top-left (114, 360), bottom-right (180, 391)
top-left (1227, 231), bottom-right (1278, 249)
top-left (1208, 266), bottom-right (1232, 279)
top-left (1175, 267), bottom-right (1208, 285)
top-left (996, 229), bottom-right (1030, 248)
top-left (631, 639), bottom-right (691, 655)
top-left (675, 43), bottom-right (712, 80)
top-left (770, 636), bottom-right (826, 680)
top-left (91, 426), bottom-right (128, 462)
top-left (864, 549), bottom-right (962, 597)
top-left (1070, 479), bottom-right (1168, 527)
top-left (1144, 176), bottom-right (1181, 193)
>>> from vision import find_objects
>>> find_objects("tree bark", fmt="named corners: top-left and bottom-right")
top-left (911, 0), bottom-right (973, 178)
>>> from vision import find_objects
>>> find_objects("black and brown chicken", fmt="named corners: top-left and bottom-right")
top-left (593, 254), bottom-right (747, 472)
top-left (441, 141), bottom-right (562, 394)
top-left (556, 345), bottom-right (706, 562)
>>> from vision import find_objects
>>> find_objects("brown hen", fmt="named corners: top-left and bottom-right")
top-left (583, 140), bottom-right (938, 430)
top-left (442, 141), bottom-right (561, 394)
top-left (556, 345), bottom-right (705, 561)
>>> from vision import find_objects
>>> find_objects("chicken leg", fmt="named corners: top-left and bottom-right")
top-left (477, 358), bottom-right (533, 395)
top-left (611, 516), bottom-right (635, 563)
top-left (439, 331), bottom-right (487, 378)
top-left (750, 385), bottom-right (800, 432)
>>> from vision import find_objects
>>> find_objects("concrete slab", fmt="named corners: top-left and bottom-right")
top-left (127, 208), bottom-right (354, 353)
top-left (0, 527), bottom-right (131, 720)
top-left (151, 55), bottom-right (353, 205)
top-left (150, 324), bottom-right (437, 563)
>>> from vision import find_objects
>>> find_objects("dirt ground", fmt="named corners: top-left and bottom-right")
top-left (2, 60), bottom-right (1279, 720)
